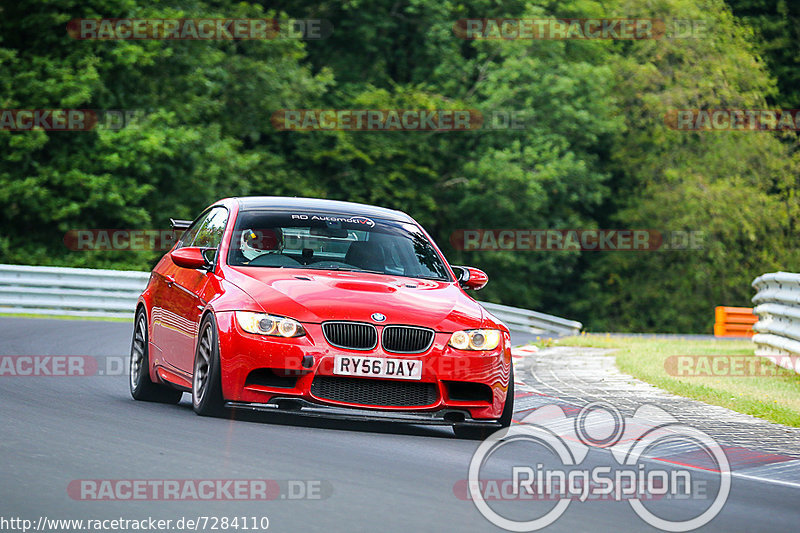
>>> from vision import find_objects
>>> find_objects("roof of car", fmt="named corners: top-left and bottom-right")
top-left (232, 196), bottom-right (415, 223)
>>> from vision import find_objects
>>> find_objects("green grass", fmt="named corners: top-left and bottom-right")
top-left (0, 312), bottom-right (130, 322)
top-left (552, 334), bottom-right (800, 427)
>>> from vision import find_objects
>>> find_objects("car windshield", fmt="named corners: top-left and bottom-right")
top-left (227, 210), bottom-right (452, 281)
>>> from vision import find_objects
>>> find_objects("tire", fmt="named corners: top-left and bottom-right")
top-left (130, 308), bottom-right (184, 404)
top-left (498, 365), bottom-right (515, 427)
top-left (192, 315), bottom-right (227, 417)
top-left (454, 366), bottom-right (514, 440)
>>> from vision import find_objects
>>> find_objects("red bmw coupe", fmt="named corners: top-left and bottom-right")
top-left (129, 197), bottom-right (513, 437)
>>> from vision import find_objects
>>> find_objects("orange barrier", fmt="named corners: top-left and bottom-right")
top-left (714, 306), bottom-right (756, 337)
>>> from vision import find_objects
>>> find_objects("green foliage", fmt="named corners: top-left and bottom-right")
top-left (0, 0), bottom-right (330, 270)
top-left (726, 0), bottom-right (800, 108)
top-left (575, 0), bottom-right (800, 332)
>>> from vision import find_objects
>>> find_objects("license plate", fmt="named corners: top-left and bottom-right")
top-left (333, 355), bottom-right (422, 380)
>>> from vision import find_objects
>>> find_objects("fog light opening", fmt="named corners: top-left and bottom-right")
top-left (443, 411), bottom-right (466, 423)
top-left (275, 398), bottom-right (303, 411)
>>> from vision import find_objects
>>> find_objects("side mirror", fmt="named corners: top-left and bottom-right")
top-left (170, 247), bottom-right (212, 270)
top-left (452, 265), bottom-right (488, 291)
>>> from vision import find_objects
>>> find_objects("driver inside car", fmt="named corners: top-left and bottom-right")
top-left (239, 228), bottom-right (283, 261)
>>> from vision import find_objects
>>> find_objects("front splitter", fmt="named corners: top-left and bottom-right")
top-left (226, 398), bottom-right (500, 427)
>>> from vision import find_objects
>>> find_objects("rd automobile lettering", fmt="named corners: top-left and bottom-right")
top-left (291, 214), bottom-right (375, 227)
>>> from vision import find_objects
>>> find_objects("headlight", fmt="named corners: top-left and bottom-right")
top-left (236, 311), bottom-right (305, 338)
top-left (448, 329), bottom-right (501, 351)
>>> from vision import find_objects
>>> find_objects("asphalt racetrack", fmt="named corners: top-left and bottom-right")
top-left (1, 317), bottom-right (799, 532)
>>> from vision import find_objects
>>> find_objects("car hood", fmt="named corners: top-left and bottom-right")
top-left (225, 266), bottom-right (489, 331)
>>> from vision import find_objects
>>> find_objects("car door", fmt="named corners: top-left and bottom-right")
top-left (159, 207), bottom-right (229, 374)
top-left (149, 210), bottom-right (210, 361)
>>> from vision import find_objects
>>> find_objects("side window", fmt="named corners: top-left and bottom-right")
top-left (177, 210), bottom-right (214, 249)
top-left (192, 208), bottom-right (229, 249)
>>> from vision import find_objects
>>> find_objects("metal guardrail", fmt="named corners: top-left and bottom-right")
top-left (479, 301), bottom-right (582, 338)
top-left (0, 264), bottom-right (149, 318)
top-left (752, 272), bottom-right (800, 366)
top-left (0, 264), bottom-right (584, 335)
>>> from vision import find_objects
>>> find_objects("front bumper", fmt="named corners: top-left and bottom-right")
top-left (226, 398), bottom-right (502, 427)
top-left (214, 311), bottom-right (512, 420)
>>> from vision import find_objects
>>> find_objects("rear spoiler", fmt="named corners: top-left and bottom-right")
top-left (170, 218), bottom-right (193, 231)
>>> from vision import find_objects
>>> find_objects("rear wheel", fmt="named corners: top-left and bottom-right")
top-left (129, 309), bottom-right (183, 404)
top-left (454, 367), bottom-right (514, 439)
top-left (192, 315), bottom-right (226, 417)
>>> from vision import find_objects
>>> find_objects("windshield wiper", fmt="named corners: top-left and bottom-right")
top-left (304, 265), bottom-right (385, 275)
top-left (303, 265), bottom-right (355, 271)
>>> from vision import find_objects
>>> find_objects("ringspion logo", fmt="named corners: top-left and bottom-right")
top-left (468, 402), bottom-right (730, 531)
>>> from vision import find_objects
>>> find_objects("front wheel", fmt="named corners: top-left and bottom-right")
top-left (454, 367), bottom-right (514, 439)
top-left (130, 309), bottom-right (183, 404)
top-left (192, 315), bottom-right (226, 417)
